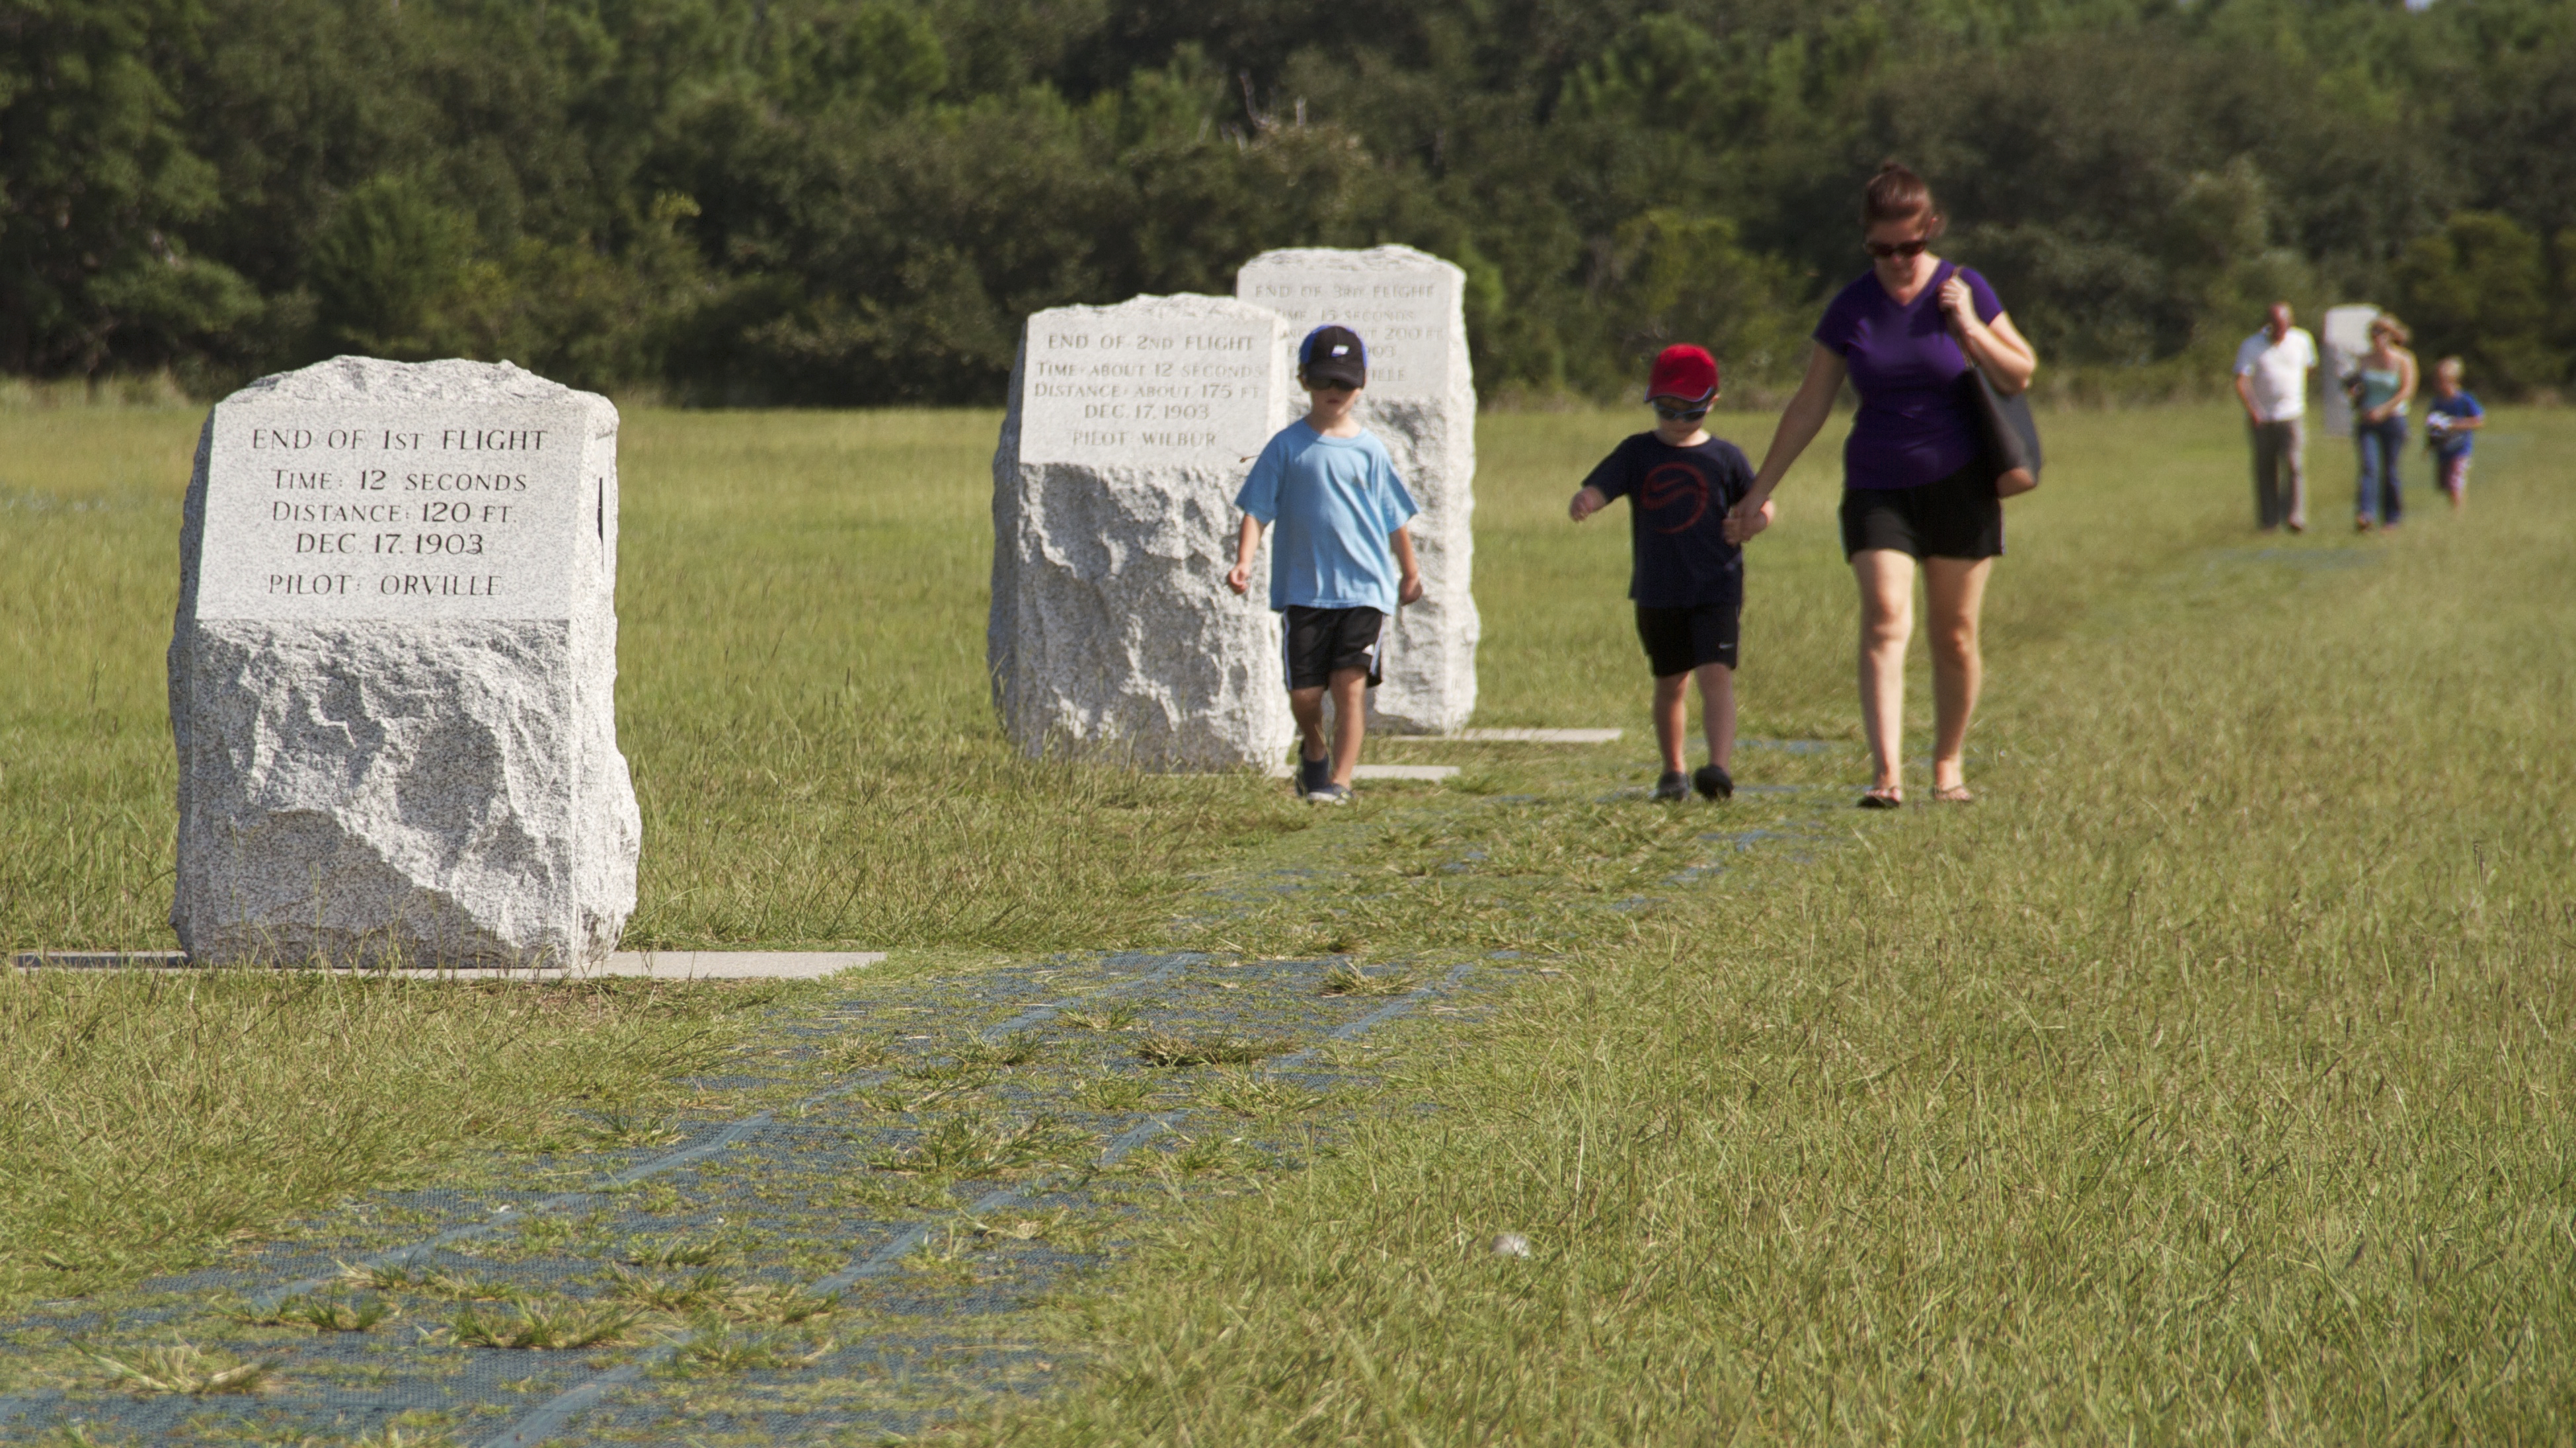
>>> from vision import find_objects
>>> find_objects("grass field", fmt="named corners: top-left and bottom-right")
top-left (2, 399), bottom-right (2571, 1439)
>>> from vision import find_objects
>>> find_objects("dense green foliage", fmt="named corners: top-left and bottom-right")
top-left (7, 0), bottom-right (2576, 401)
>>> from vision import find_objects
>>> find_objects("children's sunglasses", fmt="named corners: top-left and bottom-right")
top-left (1864, 237), bottom-right (1931, 259)
top-left (1650, 398), bottom-right (1711, 421)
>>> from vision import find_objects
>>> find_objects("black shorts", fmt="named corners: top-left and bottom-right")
top-left (1840, 460), bottom-right (2005, 560)
top-left (1635, 599), bottom-right (1740, 677)
top-left (1282, 605), bottom-right (1385, 690)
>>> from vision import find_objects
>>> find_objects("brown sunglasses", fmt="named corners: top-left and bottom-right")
top-left (1864, 237), bottom-right (1931, 260)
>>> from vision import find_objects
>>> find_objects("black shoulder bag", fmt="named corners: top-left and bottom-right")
top-left (1971, 367), bottom-right (2043, 498)
top-left (1940, 262), bottom-right (2043, 497)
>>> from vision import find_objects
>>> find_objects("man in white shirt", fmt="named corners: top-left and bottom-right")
top-left (2234, 301), bottom-right (2318, 532)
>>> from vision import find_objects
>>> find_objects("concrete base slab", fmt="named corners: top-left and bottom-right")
top-left (1446, 728), bottom-right (1622, 743)
top-left (12, 950), bottom-right (884, 980)
top-left (12, 952), bottom-right (193, 970)
top-left (600, 952), bottom-right (884, 979)
top-left (1259, 763), bottom-right (1462, 782)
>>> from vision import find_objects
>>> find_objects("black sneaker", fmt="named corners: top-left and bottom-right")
top-left (1652, 771), bottom-right (1689, 802)
top-left (1693, 763), bottom-right (1733, 801)
top-left (1307, 782), bottom-right (1352, 805)
top-left (1297, 752), bottom-right (1333, 798)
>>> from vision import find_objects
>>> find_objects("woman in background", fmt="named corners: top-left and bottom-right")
top-left (2351, 316), bottom-right (2418, 531)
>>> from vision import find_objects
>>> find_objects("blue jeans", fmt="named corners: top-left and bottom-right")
top-left (2356, 415), bottom-right (2407, 526)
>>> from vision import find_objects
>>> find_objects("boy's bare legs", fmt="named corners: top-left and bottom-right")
top-left (1651, 672), bottom-right (1692, 775)
top-left (1852, 549), bottom-right (1916, 797)
top-left (1698, 664), bottom-right (1737, 771)
top-left (1327, 668), bottom-right (1368, 784)
top-left (1288, 687), bottom-right (1329, 770)
top-left (1289, 667), bottom-right (1372, 787)
top-left (1923, 556), bottom-right (1992, 796)
top-left (1653, 664), bottom-right (1737, 784)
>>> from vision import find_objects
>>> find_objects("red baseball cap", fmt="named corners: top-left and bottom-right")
top-left (1647, 344), bottom-right (1719, 402)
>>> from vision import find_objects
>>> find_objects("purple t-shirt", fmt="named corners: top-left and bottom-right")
top-left (1813, 262), bottom-right (2004, 490)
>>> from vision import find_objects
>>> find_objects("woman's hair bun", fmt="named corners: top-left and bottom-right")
top-left (1863, 161), bottom-right (1939, 230)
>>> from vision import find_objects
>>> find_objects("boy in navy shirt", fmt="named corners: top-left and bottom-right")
top-left (1570, 344), bottom-right (1771, 802)
top-left (1228, 324), bottom-right (1424, 804)
top-left (2425, 356), bottom-right (2485, 512)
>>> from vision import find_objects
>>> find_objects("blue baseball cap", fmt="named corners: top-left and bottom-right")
top-left (1298, 324), bottom-right (1366, 388)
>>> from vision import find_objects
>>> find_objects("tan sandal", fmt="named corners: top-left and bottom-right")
top-left (1933, 784), bottom-right (1975, 804)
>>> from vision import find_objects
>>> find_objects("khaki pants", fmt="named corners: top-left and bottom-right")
top-left (2250, 418), bottom-right (2306, 529)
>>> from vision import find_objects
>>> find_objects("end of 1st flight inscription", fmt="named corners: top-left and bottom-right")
top-left (201, 408), bottom-right (599, 622)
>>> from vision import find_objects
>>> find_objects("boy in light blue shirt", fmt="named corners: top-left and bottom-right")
top-left (1226, 324), bottom-right (1424, 804)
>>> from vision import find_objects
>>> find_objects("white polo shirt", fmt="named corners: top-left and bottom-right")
top-left (2235, 327), bottom-right (2318, 422)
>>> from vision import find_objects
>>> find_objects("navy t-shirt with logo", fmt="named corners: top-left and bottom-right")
top-left (1581, 432), bottom-right (1752, 608)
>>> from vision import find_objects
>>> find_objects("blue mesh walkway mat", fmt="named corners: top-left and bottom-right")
top-left (0, 767), bottom-right (1849, 1445)
top-left (0, 952), bottom-right (1489, 1446)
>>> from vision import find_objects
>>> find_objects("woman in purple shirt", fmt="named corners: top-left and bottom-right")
top-left (1724, 163), bottom-right (2038, 808)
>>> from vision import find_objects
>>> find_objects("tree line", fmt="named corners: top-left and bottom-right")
top-left (6, 0), bottom-right (2574, 404)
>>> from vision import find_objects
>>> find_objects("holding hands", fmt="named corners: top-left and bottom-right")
top-left (1722, 492), bottom-right (1776, 546)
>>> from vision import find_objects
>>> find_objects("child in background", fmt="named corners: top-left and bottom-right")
top-left (1227, 324), bottom-right (1424, 804)
top-left (2425, 356), bottom-right (2484, 512)
top-left (1569, 344), bottom-right (1772, 802)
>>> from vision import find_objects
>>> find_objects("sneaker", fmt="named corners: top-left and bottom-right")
top-left (1306, 782), bottom-right (1353, 806)
top-left (1296, 751), bottom-right (1333, 798)
top-left (1693, 763), bottom-right (1733, 801)
top-left (1652, 771), bottom-right (1688, 802)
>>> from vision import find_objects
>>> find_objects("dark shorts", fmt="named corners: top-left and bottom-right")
top-left (1282, 605), bottom-right (1385, 690)
top-left (1635, 598), bottom-right (1740, 677)
top-left (1840, 461), bottom-right (2004, 560)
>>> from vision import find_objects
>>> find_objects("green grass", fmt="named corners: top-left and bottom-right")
top-left (956, 411), bottom-right (2576, 1443)
top-left (225, 1293), bottom-right (398, 1332)
top-left (3, 398), bottom-right (2571, 1439)
top-left (662, 1320), bottom-right (836, 1375)
top-left (0, 968), bottom-right (778, 1302)
top-left (444, 1298), bottom-right (645, 1350)
top-left (1319, 963), bottom-right (1415, 997)
top-left (1134, 1031), bottom-right (1287, 1068)
top-left (78, 1341), bottom-right (276, 1396)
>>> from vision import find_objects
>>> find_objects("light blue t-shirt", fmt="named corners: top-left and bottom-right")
top-left (1234, 422), bottom-right (1419, 613)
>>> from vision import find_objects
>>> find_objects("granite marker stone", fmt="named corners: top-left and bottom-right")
top-left (989, 294), bottom-right (1296, 771)
top-left (169, 356), bottom-right (640, 968)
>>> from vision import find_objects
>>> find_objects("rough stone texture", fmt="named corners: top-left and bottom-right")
top-left (169, 356), bottom-right (639, 967)
top-left (1238, 245), bottom-right (1479, 734)
top-left (990, 295), bottom-right (1296, 771)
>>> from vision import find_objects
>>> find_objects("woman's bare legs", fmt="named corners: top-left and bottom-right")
top-left (1851, 549), bottom-right (1916, 795)
top-left (1923, 556), bottom-right (1994, 794)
